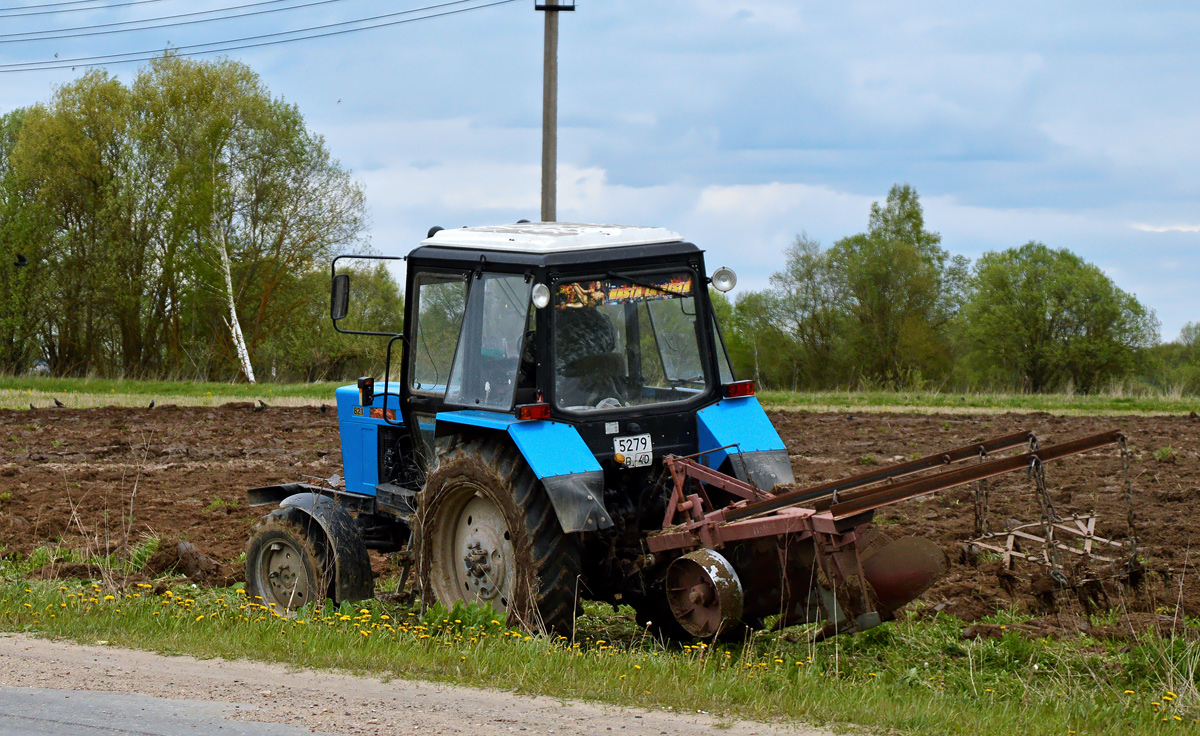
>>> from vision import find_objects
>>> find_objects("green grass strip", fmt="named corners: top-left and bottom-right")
top-left (0, 376), bottom-right (343, 409)
top-left (760, 389), bottom-right (1200, 415)
top-left (3, 376), bottom-right (1198, 413)
top-left (1, 579), bottom-right (1196, 736)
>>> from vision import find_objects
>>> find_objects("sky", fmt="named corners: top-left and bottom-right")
top-left (1, 0), bottom-right (1197, 340)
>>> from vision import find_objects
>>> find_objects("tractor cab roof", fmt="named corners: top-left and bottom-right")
top-left (408, 223), bottom-right (699, 269)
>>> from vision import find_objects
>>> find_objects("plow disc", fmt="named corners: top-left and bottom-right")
top-left (649, 429), bottom-right (1136, 639)
top-left (860, 536), bottom-right (948, 616)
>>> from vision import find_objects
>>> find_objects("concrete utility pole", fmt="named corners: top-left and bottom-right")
top-left (536, 1), bottom-right (573, 222)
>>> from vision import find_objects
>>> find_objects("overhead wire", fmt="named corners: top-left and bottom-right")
top-left (0, 0), bottom-right (172, 18)
top-left (0, 0), bottom-right (520, 72)
top-left (0, 0), bottom-right (352, 43)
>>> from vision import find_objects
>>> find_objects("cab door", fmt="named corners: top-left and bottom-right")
top-left (402, 268), bottom-right (469, 466)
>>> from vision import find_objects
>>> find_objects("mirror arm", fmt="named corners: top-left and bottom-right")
top-left (330, 253), bottom-right (407, 337)
top-left (380, 334), bottom-right (406, 426)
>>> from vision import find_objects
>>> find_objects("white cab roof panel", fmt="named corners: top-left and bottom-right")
top-left (421, 222), bottom-right (683, 252)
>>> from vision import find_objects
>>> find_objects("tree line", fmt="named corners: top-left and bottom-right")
top-left (0, 55), bottom-right (399, 383)
top-left (1, 57), bottom-right (1193, 392)
top-left (714, 185), bottom-right (1197, 395)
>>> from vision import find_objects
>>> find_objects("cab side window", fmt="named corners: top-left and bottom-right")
top-left (411, 273), bottom-right (467, 393)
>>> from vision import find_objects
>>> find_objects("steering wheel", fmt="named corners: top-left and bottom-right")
top-left (595, 397), bottom-right (622, 410)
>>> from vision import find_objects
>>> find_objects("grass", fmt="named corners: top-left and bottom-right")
top-left (0, 376), bottom-right (341, 410)
top-left (1156, 447), bottom-right (1180, 464)
top-left (0, 569), bottom-right (1197, 736)
top-left (3, 375), bottom-right (1197, 414)
top-left (760, 389), bottom-right (1200, 415)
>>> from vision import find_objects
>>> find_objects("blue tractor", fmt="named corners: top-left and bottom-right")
top-left (245, 222), bottom-right (1001, 639)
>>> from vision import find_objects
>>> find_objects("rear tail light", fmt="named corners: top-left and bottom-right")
top-left (516, 402), bottom-right (552, 421)
top-left (723, 380), bottom-right (756, 398)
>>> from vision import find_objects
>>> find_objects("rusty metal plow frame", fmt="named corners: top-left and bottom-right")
top-left (646, 429), bottom-right (1128, 632)
top-left (972, 515), bottom-right (1125, 570)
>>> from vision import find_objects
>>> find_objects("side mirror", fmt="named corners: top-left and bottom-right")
top-left (331, 273), bottom-right (350, 321)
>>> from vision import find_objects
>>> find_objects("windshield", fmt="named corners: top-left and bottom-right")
top-left (553, 271), bottom-right (708, 412)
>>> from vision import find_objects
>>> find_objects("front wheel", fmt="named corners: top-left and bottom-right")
top-left (417, 438), bottom-right (582, 636)
top-left (245, 509), bottom-right (332, 616)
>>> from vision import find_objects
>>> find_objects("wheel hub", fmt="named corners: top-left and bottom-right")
top-left (263, 541), bottom-right (309, 609)
top-left (453, 496), bottom-right (513, 605)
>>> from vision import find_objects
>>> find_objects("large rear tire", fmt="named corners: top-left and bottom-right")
top-left (245, 509), bottom-right (332, 616)
top-left (417, 438), bottom-right (582, 636)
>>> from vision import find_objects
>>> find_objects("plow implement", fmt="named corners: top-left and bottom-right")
top-left (649, 429), bottom-right (1137, 639)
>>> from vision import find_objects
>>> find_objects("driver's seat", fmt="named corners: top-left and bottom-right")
top-left (554, 307), bottom-right (625, 408)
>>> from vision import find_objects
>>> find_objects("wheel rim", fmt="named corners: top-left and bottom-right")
top-left (257, 538), bottom-right (312, 613)
top-left (430, 485), bottom-right (517, 612)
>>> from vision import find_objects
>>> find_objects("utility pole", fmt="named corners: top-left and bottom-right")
top-left (536, 1), bottom-right (573, 222)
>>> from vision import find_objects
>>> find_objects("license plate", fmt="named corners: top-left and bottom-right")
top-left (613, 434), bottom-right (652, 467)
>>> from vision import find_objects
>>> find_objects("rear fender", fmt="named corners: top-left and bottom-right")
top-left (278, 493), bottom-right (375, 603)
top-left (696, 397), bottom-right (795, 491)
top-left (435, 411), bottom-right (613, 533)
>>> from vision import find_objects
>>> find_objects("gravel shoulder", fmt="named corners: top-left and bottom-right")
top-left (0, 633), bottom-right (831, 736)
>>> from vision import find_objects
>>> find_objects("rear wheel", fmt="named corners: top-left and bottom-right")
top-left (245, 509), bottom-right (332, 616)
top-left (418, 438), bottom-right (581, 635)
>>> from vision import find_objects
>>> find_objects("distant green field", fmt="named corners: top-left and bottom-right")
top-left (2, 376), bottom-right (1196, 414)
top-left (759, 389), bottom-right (1200, 415)
top-left (0, 376), bottom-right (342, 410)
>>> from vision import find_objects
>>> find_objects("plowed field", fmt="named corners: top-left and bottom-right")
top-left (2, 405), bottom-right (1197, 629)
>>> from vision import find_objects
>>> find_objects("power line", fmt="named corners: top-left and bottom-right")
top-left (0, 0), bottom-right (351, 43)
top-left (0, 0), bottom-right (171, 18)
top-left (0, 0), bottom-right (519, 72)
top-left (0, 0), bottom-right (483, 67)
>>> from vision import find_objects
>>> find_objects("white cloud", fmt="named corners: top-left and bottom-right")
top-left (1132, 223), bottom-right (1200, 233)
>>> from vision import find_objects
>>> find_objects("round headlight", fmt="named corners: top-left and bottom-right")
top-left (531, 283), bottom-right (551, 309)
top-left (711, 266), bottom-right (737, 293)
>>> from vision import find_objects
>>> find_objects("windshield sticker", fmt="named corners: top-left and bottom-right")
top-left (555, 276), bottom-right (693, 308)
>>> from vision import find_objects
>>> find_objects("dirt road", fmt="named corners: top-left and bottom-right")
top-left (0, 633), bottom-right (826, 736)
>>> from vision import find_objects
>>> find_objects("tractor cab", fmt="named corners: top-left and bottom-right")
top-left (329, 223), bottom-right (794, 534)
